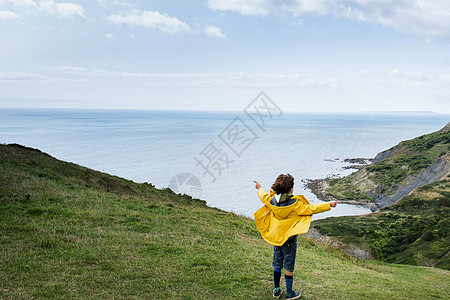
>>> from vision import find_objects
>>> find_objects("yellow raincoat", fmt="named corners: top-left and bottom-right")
top-left (254, 188), bottom-right (331, 246)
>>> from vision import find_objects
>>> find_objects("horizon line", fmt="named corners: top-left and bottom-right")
top-left (0, 106), bottom-right (448, 115)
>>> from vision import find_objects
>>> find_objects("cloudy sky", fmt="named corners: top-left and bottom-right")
top-left (1, 0), bottom-right (449, 112)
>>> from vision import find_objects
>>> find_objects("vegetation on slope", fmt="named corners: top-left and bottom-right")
top-left (1, 144), bottom-right (449, 299)
top-left (326, 126), bottom-right (450, 200)
top-left (327, 176), bottom-right (373, 201)
top-left (313, 177), bottom-right (450, 270)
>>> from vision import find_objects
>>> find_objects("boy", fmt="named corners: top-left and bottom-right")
top-left (253, 174), bottom-right (338, 299)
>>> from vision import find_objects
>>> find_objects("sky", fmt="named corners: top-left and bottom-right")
top-left (0, 0), bottom-right (450, 113)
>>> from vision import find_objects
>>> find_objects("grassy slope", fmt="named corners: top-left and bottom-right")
top-left (1, 144), bottom-right (449, 299)
top-left (326, 127), bottom-right (449, 200)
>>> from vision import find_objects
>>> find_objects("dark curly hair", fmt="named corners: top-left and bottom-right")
top-left (271, 173), bottom-right (294, 194)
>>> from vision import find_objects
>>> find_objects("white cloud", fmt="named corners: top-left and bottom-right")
top-left (46, 67), bottom-right (347, 89)
top-left (95, 0), bottom-right (106, 6)
top-left (0, 9), bottom-right (19, 20)
top-left (37, 0), bottom-right (84, 18)
top-left (49, 77), bottom-right (93, 83)
top-left (0, 0), bottom-right (37, 7)
top-left (95, 0), bottom-right (132, 8)
top-left (54, 66), bottom-right (88, 72)
top-left (105, 33), bottom-right (114, 39)
top-left (47, 66), bottom-right (450, 93)
top-left (335, 0), bottom-right (450, 41)
top-left (207, 0), bottom-right (450, 41)
top-left (0, 71), bottom-right (45, 80)
top-left (388, 68), bottom-right (450, 87)
top-left (4, 66), bottom-right (449, 112)
top-left (204, 25), bottom-right (226, 39)
top-left (207, 0), bottom-right (271, 16)
top-left (0, 0), bottom-right (84, 18)
top-left (107, 10), bottom-right (193, 34)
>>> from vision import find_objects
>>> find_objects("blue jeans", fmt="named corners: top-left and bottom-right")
top-left (272, 235), bottom-right (297, 272)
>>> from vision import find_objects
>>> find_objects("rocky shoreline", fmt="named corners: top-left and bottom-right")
top-left (303, 157), bottom-right (378, 211)
top-left (303, 178), bottom-right (339, 202)
top-left (304, 178), bottom-right (378, 211)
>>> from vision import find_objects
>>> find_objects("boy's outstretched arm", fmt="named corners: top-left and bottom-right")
top-left (253, 180), bottom-right (272, 206)
top-left (295, 197), bottom-right (340, 215)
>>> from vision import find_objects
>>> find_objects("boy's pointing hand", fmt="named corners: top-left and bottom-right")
top-left (330, 201), bottom-right (340, 207)
top-left (253, 180), bottom-right (261, 190)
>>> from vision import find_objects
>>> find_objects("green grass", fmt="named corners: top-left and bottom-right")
top-left (1, 144), bottom-right (449, 299)
top-left (327, 177), bottom-right (372, 201)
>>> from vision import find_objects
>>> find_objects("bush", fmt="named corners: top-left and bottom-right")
top-left (421, 230), bottom-right (438, 242)
top-left (403, 132), bottom-right (450, 152)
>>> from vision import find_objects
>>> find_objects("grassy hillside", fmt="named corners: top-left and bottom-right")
top-left (326, 125), bottom-right (449, 201)
top-left (1, 144), bottom-right (449, 299)
top-left (313, 176), bottom-right (450, 270)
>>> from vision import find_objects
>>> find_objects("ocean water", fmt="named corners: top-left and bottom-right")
top-left (0, 108), bottom-right (448, 219)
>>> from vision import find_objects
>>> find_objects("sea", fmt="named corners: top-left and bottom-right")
top-left (0, 108), bottom-right (448, 219)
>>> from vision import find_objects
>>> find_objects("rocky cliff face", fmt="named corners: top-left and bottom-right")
top-left (372, 145), bottom-right (400, 163)
top-left (371, 154), bottom-right (450, 208)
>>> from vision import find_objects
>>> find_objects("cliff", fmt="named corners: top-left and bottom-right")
top-left (373, 154), bottom-right (450, 208)
top-left (309, 122), bottom-right (450, 270)
top-left (323, 122), bottom-right (450, 209)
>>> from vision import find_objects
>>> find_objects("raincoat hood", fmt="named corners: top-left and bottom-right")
top-left (276, 193), bottom-right (293, 203)
top-left (271, 194), bottom-right (297, 219)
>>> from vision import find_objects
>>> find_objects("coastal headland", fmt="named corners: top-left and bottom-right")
top-left (306, 123), bottom-right (450, 269)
